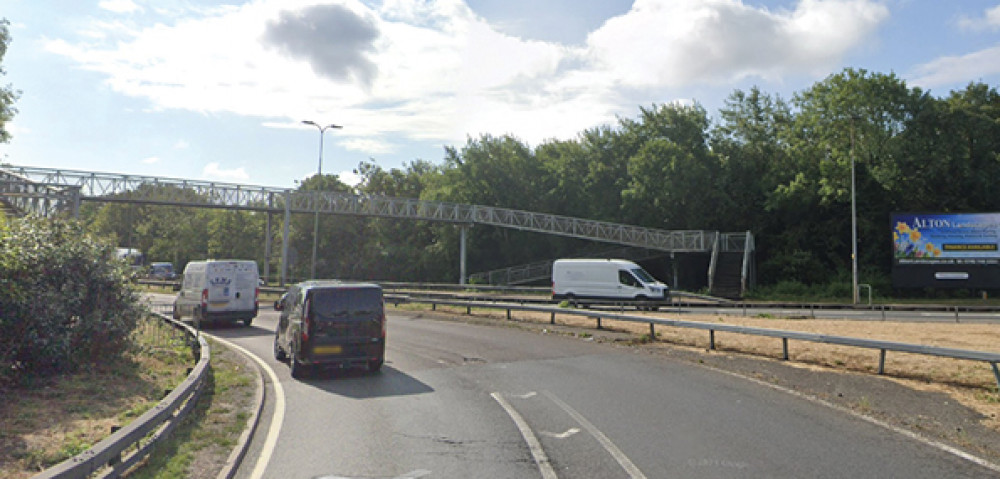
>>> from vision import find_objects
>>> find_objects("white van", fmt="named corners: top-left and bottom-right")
top-left (552, 259), bottom-right (670, 309)
top-left (172, 260), bottom-right (259, 326)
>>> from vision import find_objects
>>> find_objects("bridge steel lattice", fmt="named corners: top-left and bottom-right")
top-left (1, 165), bottom-right (753, 292)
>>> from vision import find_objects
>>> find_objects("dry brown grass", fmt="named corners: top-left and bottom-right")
top-left (0, 319), bottom-right (193, 479)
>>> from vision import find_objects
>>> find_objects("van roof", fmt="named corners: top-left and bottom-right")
top-left (554, 258), bottom-right (637, 265)
top-left (297, 280), bottom-right (381, 290)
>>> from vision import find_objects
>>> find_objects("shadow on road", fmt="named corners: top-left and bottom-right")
top-left (302, 366), bottom-right (434, 399)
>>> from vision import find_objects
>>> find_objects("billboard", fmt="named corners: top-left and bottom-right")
top-left (892, 213), bottom-right (1000, 288)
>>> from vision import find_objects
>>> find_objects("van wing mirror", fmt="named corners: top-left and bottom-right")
top-left (274, 293), bottom-right (287, 311)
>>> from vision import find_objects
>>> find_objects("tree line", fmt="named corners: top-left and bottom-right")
top-left (71, 68), bottom-right (1000, 294)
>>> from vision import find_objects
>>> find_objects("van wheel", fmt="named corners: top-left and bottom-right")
top-left (368, 358), bottom-right (383, 373)
top-left (290, 349), bottom-right (308, 379)
top-left (243, 317), bottom-right (253, 327)
top-left (566, 294), bottom-right (579, 308)
top-left (172, 305), bottom-right (180, 320)
top-left (273, 335), bottom-right (286, 361)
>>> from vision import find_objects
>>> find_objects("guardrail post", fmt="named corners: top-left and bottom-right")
top-left (649, 323), bottom-right (655, 340)
top-left (782, 338), bottom-right (789, 360)
top-left (878, 349), bottom-right (886, 375)
top-left (550, 312), bottom-right (555, 324)
top-left (955, 306), bottom-right (960, 323)
top-left (466, 305), bottom-right (471, 315)
top-left (709, 330), bottom-right (716, 350)
top-left (506, 308), bottom-right (511, 320)
top-left (991, 362), bottom-right (1000, 392)
top-left (596, 317), bottom-right (602, 330)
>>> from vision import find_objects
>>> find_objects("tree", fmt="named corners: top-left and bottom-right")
top-left (0, 19), bottom-right (19, 144)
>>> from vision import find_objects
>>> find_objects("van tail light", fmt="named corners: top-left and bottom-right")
top-left (302, 298), bottom-right (312, 342)
top-left (254, 287), bottom-right (259, 307)
top-left (201, 289), bottom-right (208, 310)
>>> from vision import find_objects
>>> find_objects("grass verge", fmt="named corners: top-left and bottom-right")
top-left (0, 317), bottom-right (256, 479)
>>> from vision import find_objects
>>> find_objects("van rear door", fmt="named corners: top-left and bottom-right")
top-left (308, 287), bottom-right (385, 358)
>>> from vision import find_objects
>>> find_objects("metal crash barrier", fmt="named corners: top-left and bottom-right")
top-left (35, 313), bottom-right (210, 479)
top-left (388, 295), bottom-right (1000, 391)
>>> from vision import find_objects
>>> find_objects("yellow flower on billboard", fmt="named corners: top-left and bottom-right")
top-left (896, 222), bottom-right (910, 234)
top-left (909, 230), bottom-right (921, 242)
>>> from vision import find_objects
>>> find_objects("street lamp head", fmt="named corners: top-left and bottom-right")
top-left (301, 120), bottom-right (317, 127)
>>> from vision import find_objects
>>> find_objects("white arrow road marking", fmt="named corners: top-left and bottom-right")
top-left (515, 391), bottom-right (538, 399)
top-left (544, 391), bottom-right (648, 479)
top-left (491, 392), bottom-right (558, 479)
top-left (541, 428), bottom-right (581, 439)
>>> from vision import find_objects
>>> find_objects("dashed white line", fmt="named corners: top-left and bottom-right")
top-left (543, 391), bottom-right (648, 479)
top-left (491, 392), bottom-right (558, 479)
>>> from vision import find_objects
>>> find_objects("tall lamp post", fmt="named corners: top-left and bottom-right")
top-left (850, 119), bottom-right (859, 305)
top-left (302, 120), bottom-right (342, 279)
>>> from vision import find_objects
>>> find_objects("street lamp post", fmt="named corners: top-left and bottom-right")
top-left (302, 120), bottom-right (342, 279)
top-left (850, 120), bottom-right (859, 305)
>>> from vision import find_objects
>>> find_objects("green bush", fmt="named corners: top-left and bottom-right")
top-left (0, 217), bottom-right (142, 386)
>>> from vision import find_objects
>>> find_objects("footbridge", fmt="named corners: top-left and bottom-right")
top-left (0, 165), bottom-right (754, 295)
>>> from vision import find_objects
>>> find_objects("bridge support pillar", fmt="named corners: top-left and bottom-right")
top-left (459, 225), bottom-right (468, 285)
top-left (280, 190), bottom-right (291, 287)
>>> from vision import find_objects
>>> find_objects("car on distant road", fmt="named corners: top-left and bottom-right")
top-left (273, 280), bottom-right (386, 378)
top-left (148, 262), bottom-right (177, 281)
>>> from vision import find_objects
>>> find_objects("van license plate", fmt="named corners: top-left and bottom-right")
top-left (313, 345), bottom-right (342, 355)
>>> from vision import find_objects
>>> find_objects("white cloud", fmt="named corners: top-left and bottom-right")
top-left (202, 162), bottom-right (250, 182)
top-left (98, 0), bottom-right (141, 14)
top-left (142, 156), bottom-right (160, 164)
top-left (340, 137), bottom-right (395, 155)
top-left (585, 0), bottom-right (889, 88)
top-left (337, 169), bottom-right (362, 187)
top-left (958, 5), bottom-right (1000, 32)
top-left (44, 0), bottom-right (890, 150)
top-left (909, 45), bottom-right (1000, 89)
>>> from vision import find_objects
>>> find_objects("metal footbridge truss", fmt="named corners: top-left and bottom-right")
top-left (2, 165), bottom-right (717, 252)
top-left (1, 165), bottom-right (754, 294)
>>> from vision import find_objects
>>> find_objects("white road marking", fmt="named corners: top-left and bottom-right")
top-left (207, 334), bottom-right (286, 479)
top-left (541, 428), bottom-right (581, 439)
top-left (491, 392), bottom-right (558, 479)
top-left (543, 391), bottom-right (648, 479)
top-left (515, 391), bottom-right (538, 399)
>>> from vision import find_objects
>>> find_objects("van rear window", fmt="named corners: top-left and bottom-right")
top-left (310, 288), bottom-right (383, 318)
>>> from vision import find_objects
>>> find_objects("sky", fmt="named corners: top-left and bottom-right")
top-left (2, 0), bottom-right (1000, 189)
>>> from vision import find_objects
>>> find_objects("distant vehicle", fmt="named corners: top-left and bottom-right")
top-left (147, 262), bottom-right (177, 281)
top-left (172, 260), bottom-right (259, 326)
top-left (273, 281), bottom-right (386, 378)
top-left (115, 247), bottom-right (145, 277)
top-left (552, 258), bottom-right (670, 310)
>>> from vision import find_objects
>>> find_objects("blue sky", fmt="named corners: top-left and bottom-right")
top-left (2, 0), bottom-right (1000, 188)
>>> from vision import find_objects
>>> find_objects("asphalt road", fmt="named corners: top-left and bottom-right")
top-left (152, 295), bottom-right (998, 479)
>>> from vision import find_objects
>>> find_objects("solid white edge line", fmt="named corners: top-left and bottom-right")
top-left (699, 363), bottom-right (1000, 474)
top-left (208, 334), bottom-right (286, 479)
top-left (491, 392), bottom-right (559, 479)
top-left (543, 391), bottom-right (648, 479)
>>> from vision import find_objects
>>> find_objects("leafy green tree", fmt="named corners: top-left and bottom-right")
top-left (619, 103), bottom-right (724, 230)
top-left (0, 19), bottom-right (19, 144)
